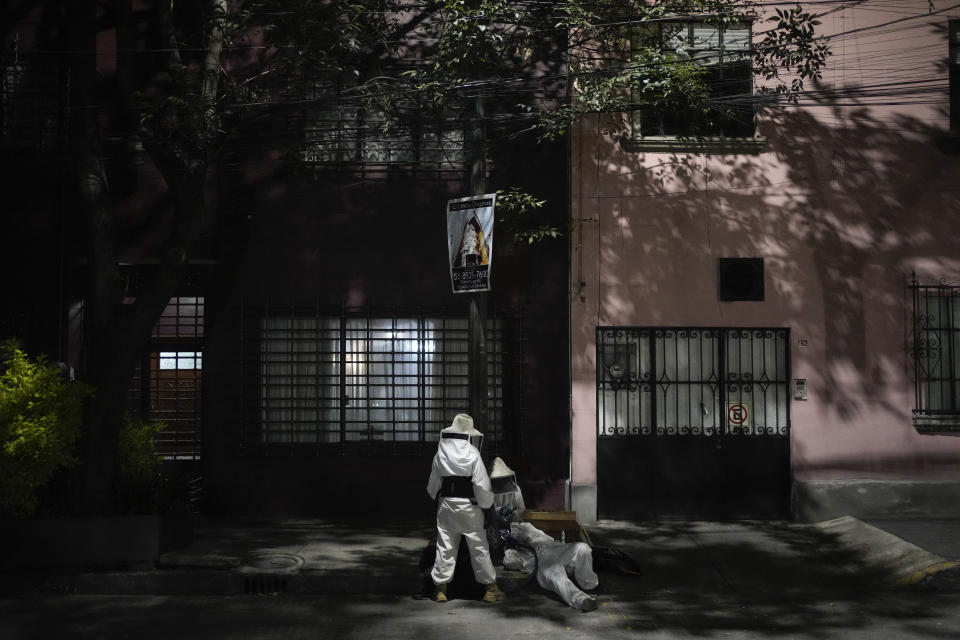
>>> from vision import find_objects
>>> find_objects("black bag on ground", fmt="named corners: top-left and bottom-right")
top-left (592, 545), bottom-right (642, 576)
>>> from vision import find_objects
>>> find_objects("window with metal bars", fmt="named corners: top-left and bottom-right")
top-left (2, 48), bottom-right (63, 152)
top-left (299, 100), bottom-right (465, 167)
top-left (911, 279), bottom-right (960, 433)
top-left (126, 297), bottom-right (204, 459)
top-left (597, 327), bottom-right (789, 437)
top-left (255, 312), bottom-right (508, 446)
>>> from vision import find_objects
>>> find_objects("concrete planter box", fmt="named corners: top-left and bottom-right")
top-left (0, 511), bottom-right (193, 569)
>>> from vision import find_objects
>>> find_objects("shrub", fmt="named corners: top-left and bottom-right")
top-left (115, 414), bottom-right (166, 513)
top-left (0, 340), bottom-right (93, 518)
top-left (117, 414), bottom-right (165, 485)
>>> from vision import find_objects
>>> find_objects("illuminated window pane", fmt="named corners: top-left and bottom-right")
top-left (159, 351), bottom-right (203, 370)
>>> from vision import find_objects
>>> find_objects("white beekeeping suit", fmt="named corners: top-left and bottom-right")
top-left (504, 522), bottom-right (599, 611)
top-left (426, 414), bottom-right (505, 603)
top-left (491, 458), bottom-right (598, 611)
top-left (489, 457), bottom-right (526, 522)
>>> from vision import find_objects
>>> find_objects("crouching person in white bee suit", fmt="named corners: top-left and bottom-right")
top-left (490, 457), bottom-right (526, 522)
top-left (492, 458), bottom-right (599, 612)
top-left (426, 414), bottom-right (506, 604)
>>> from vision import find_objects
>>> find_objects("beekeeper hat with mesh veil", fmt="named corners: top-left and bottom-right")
top-left (489, 456), bottom-right (518, 493)
top-left (441, 413), bottom-right (483, 449)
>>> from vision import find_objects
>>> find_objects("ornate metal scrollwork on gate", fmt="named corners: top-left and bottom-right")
top-left (909, 274), bottom-right (960, 433)
top-left (597, 327), bottom-right (790, 439)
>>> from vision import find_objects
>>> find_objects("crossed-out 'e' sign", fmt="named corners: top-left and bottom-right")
top-left (727, 402), bottom-right (750, 427)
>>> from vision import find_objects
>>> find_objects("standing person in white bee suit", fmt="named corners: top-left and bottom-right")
top-left (493, 457), bottom-right (599, 612)
top-left (427, 414), bottom-right (506, 603)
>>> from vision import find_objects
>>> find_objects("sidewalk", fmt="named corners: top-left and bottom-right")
top-left (3, 515), bottom-right (960, 597)
top-left (588, 517), bottom-right (960, 596)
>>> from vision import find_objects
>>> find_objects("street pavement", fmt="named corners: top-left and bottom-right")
top-left (2, 516), bottom-right (960, 639)
top-left (3, 589), bottom-right (960, 640)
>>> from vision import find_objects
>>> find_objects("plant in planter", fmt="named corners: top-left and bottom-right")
top-left (0, 346), bottom-right (197, 567)
top-left (115, 414), bottom-right (166, 515)
top-left (115, 416), bottom-right (198, 552)
top-left (0, 339), bottom-right (93, 519)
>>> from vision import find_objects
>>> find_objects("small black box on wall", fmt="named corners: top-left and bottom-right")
top-left (718, 258), bottom-right (764, 301)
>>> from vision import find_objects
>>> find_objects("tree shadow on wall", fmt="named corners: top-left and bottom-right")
top-left (576, 97), bottom-right (960, 468)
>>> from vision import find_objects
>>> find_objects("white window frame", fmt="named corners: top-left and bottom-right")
top-left (626, 18), bottom-right (766, 153)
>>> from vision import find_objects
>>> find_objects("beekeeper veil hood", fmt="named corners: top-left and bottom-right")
top-left (441, 413), bottom-right (484, 450)
top-left (489, 456), bottom-right (518, 493)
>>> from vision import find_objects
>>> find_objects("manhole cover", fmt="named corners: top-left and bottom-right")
top-left (241, 554), bottom-right (304, 572)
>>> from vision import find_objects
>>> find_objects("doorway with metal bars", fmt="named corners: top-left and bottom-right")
top-left (596, 327), bottom-right (791, 519)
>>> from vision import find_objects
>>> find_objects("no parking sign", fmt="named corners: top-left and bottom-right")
top-left (727, 402), bottom-right (751, 428)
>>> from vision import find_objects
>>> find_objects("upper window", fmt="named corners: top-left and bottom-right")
top-left (911, 279), bottom-right (960, 433)
top-left (631, 20), bottom-right (754, 140)
top-left (300, 103), bottom-right (465, 168)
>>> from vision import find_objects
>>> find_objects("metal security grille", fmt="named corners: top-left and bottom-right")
top-left (1, 48), bottom-right (65, 152)
top-left (597, 327), bottom-right (789, 437)
top-left (290, 79), bottom-right (466, 172)
top-left (911, 278), bottom-right (960, 432)
top-left (244, 305), bottom-right (523, 451)
top-left (127, 297), bottom-right (204, 459)
top-left (300, 104), bottom-right (466, 167)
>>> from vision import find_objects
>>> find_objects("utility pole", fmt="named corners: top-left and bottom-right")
top-left (467, 87), bottom-right (489, 436)
top-left (460, 0), bottom-right (489, 436)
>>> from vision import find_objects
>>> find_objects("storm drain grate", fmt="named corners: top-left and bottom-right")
top-left (237, 554), bottom-right (303, 595)
top-left (244, 576), bottom-right (288, 595)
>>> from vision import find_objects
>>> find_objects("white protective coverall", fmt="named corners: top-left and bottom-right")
top-left (503, 522), bottom-right (599, 611)
top-left (489, 456), bottom-right (526, 521)
top-left (426, 419), bottom-right (496, 586)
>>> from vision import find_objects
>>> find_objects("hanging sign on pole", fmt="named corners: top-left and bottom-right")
top-left (447, 193), bottom-right (496, 293)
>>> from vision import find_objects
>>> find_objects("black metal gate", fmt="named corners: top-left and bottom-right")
top-left (597, 327), bottom-right (791, 520)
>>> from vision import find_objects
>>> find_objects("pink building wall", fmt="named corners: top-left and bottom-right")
top-left (570, 3), bottom-right (960, 521)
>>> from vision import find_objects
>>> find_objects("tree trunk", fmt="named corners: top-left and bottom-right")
top-left (67, 0), bottom-right (119, 515)
top-left (68, 0), bottom-right (223, 515)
